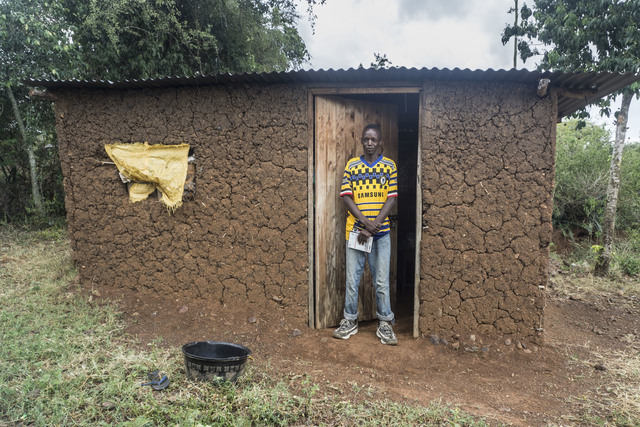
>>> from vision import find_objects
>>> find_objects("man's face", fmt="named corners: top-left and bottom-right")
top-left (361, 128), bottom-right (382, 157)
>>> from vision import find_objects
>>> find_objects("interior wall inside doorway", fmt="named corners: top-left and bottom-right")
top-left (340, 92), bottom-right (420, 317)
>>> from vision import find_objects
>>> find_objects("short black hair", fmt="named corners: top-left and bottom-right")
top-left (362, 123), bottom-right (382, 139)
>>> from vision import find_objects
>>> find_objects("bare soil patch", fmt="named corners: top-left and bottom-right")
top-left (88, 264), bottom-right (639, 426)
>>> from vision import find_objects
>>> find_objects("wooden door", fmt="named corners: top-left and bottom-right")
top-left (314, 95), bottom-right (398, 329)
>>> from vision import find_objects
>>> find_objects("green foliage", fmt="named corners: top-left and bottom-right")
top-left (626, 228), bottom-right (640, 252)
top-left (0, 0), bottom-right (74, 222)
top-left (554, 120), bottom-right (611, 237)
top-left (614, 250), bottom-right (640, 277)
top-left (1, 0), bottom-right (310, 82)
top-left (532, 0), bottom-right (640, 74)
top-left (502, 0), bottom-right (640, 120)
top-left (617, 143), bottom-right (640, 230)
top-left (0, 86), bottom-right (64, 222)
top-left (504, 0), bottom-right (640, 74)
top-left (66, 0), bottom-right (309, 80)
top-left (612, 229), bottom-right (640, 277)
top-left (554, 120), bottom-right (640, 236)
top-left (502, 2), bottom-right (538, 63)
top-left (0, 0), bottom-right (78, 82)
top-left (0, 0), bottom-right (75, 221)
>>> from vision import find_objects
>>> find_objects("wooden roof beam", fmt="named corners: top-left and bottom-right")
top-left (555, 86), bottom-right (598, 99)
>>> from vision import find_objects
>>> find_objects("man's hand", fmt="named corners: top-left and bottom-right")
top-left (357, 228), bottom-right (372, 244)
top-left (362, 218), bottom-right (382, 235)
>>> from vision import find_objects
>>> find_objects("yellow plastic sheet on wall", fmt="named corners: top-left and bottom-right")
top-left (104, 142), bottom-right (190, 210)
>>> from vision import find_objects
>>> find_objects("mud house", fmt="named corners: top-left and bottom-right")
top-left (27, 67), bottom-right (639, 345)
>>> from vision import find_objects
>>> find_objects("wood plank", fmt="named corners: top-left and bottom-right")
top-left (307, 91), bottom-right (315, 327)
top-left (334, 102), bottom-right (350, 321)
top-left (309, 86), bottom-right (422, 95)
top-left (414, 90), bottom-right (424, 338)
top-left (314, 96), bottom-right (329, 327)
top-left (387, 108), bottom-right (398, 311)
top-left (323, 102), bottom-right (345, 324)
top-left (315, 96), bottom-right (346, 328)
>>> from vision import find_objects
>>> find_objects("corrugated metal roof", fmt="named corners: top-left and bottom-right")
top-left (24, 66), bottom-right (640, 119)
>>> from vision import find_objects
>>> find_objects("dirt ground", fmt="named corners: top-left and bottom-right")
top-left (89, 261), bottom-right (639, 426)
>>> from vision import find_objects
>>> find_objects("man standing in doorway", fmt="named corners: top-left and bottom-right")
top-left (332, 124), bottom-right (398, 345)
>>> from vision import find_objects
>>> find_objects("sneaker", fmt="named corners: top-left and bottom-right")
top-left (376, 320), bottom-right (398, 345)
top-left (332, 318), bottom-right (358, 339)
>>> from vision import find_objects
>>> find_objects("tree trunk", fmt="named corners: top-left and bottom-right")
top-left (513, 0), bottom-right (518, 68)
top-left (594, 91), bottom-right (632, 276)
top-left (6, 83), bottom-right (45, 217)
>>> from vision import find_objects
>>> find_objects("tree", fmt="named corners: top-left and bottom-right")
top-left (511, 0), bottom-right (518, 68)
top-left (0, 0), bottom-right (77, 217)
top-left (502, 2), bottom-right (536, 69)
top-left (502, 0), bottom-right (640, 276)
top-left (507, 0), bottom-right (519, 68)
top-left (595, 90), bottom-right (633, 275)
top-left (64, 0), bottom-right (310, 80)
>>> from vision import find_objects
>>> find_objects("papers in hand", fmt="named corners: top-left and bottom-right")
top-left (348, 230), bottom-right (373, 253)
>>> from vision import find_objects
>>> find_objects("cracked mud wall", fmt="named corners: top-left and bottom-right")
top-left (51, 78), bottom-right (556, 337)
top-left (53, 84), bottom-right (309, 320)
top-left (419, 81), bottom-right (556, 344)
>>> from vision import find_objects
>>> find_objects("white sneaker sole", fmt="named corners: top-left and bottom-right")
top-left (333, 328), bottom-right (358, 339)
top-left (376, 330), bottom-right (397, 345)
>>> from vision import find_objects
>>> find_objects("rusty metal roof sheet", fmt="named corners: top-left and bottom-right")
top-left (24, 66), bottom-right (640, 119)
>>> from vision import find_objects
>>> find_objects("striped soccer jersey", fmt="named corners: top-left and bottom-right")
top-left (340, 154), bottom-right (398, 240)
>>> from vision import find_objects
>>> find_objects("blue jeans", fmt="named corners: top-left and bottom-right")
top-left (343, 233), bottom-right (394, 323)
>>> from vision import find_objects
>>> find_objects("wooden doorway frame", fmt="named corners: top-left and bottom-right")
top-left (307, 86), bottom-right (423, 338)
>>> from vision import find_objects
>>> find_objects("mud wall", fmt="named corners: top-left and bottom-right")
top-left (419, 81), bottom-right (555, 344)
top-left (53, 78), bottom-right (556, 337)
top-left (54, 84), bottom-right (309, 320)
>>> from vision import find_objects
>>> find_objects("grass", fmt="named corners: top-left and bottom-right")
top-left (560, 341), bottom-right (640, 426)
top-left (549, 242), bottom-right (640, 426)
top-left (591, 346), bottom-right (640, 424)
top-left (551, 271), bottom-right (638, 304)
top-left (550, 240), bottom-right (639, 302)
top-left (0, 225), bottom-right (489, 426)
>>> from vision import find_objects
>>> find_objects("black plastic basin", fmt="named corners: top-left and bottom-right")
top-left (182, 341), bottom-right (251, 382)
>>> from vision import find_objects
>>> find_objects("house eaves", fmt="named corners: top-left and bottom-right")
top-left (24, 66), bottom-right (640, 120)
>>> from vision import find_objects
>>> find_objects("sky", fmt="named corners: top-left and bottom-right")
top-left (295, 0), bottom-right (640, 142)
